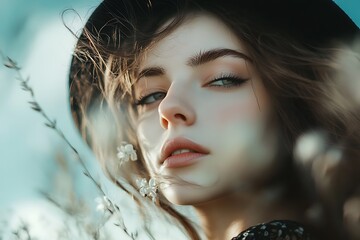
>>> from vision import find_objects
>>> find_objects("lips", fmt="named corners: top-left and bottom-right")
top-left (160, 137), bottom-right (210, 168)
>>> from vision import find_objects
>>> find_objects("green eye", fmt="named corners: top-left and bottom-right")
top-left (209, 79), bottom-right (238, 86)
top-left (207, 75), bottom-right (248, 88)
top-left (136, 92), bottom-right (166, 105)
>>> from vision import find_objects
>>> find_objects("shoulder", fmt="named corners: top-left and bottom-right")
top-left (232, 220), bottom-right (311, 240)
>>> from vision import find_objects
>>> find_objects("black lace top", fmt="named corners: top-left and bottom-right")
top-left (232, 220), bottom-right (311, 240)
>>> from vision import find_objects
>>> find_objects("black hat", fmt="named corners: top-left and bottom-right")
top-left (69, 0), bottom-right (359, 134)
top-left (74, 0), bottom-right (359, 47)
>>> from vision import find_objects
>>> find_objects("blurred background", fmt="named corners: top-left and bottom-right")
top-left (0, 0), bottom-right (359, 239)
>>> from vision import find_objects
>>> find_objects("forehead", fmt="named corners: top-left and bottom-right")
top-left (140, 13), bottom-right (247, 69)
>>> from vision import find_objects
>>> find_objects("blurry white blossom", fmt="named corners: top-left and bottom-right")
top-left (294, 131), bottom-right (327, 164)
top-left (136, 178), bottom-right (158, 203)
top-left (117, 143), bottom-right (137, 164)
top-left (95, 196), bottom-right (115, 213)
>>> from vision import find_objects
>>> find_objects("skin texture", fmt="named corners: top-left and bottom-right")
top-left (135, 13), bottom-right (278, 203)
top-left (133, 14), bottom-right (295, 239)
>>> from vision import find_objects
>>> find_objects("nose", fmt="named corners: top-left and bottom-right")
top-left (158, 86), bottom-right (196, 129)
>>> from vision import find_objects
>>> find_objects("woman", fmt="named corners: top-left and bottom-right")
top-left (69, 0), bottom-right (360, 239)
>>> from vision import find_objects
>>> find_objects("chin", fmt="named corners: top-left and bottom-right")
top-left (160, 183), bottom-right (227, 206)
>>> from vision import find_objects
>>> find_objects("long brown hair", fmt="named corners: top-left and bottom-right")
top-left (69, 0), bottom-right (359, 239)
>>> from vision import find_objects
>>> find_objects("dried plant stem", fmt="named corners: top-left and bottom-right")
top-left (2, 55), bottom-right (139, 239)
top-left (3, 56), bottom-right (105, 196)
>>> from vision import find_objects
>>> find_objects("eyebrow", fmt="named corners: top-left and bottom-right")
top-left (187, 48), bottom-right (252, 66)
top-left (137, 67), bottom-right (165, 80)
top-left (137, 48), bottom-right (252, 80)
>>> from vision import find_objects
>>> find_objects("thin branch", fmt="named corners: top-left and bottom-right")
top-left (2, 55), bottom-right (152, 239)
top-left (5, 60), bottom-right (106, 196)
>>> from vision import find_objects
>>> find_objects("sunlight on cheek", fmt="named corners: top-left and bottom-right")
top-left (136, 115), bottom-right (161, 172)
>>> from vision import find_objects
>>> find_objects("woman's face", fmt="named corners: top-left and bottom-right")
top-left (134, 14), bottom-right (279, 205)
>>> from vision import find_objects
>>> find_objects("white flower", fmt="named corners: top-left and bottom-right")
top-left (294, 131), bottom-right (326, 164)
top-left (95, 196), bottom-right (115, 213)
top-left (136, 178), bottom-right (158, 203)
top-left (117, 143), bottom-right (137, 163)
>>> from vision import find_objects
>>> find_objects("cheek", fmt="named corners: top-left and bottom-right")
top-left (213, 78), bottom-right (271, 125)
top-left (215, 100), bottom-right (255, 124)
top-left (209, 91), bottom-right (277, 183)
top-left (213, 120), bottom-right (279, 187)
top-left (137, 110), bottom-right (162, 140)
top-left (136, 113), bottom-right (162, 169)
top-left (137, 119), bottom-right (158, 145)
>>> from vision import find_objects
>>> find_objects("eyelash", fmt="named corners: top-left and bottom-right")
top-left (206, 73), bottom-right (249, 88)
top-left (135, 92), bottom-right (166, 106)
top-left (135, 74), bottom-right (248, 106)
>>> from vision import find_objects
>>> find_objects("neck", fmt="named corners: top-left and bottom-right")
top-left (193, 185), bottom-right (301, 240)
